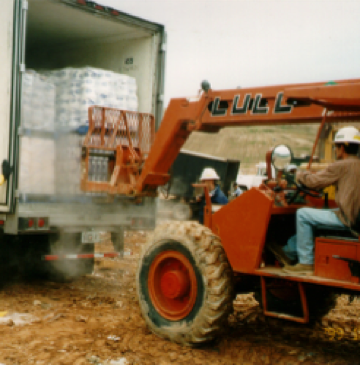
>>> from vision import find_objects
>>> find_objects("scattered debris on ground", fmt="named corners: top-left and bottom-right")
top-left (0, 232), bottom-right (359, 364)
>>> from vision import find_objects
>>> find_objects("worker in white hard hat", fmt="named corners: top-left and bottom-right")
top-left (269, 126), bottom-right (360, 275)
top-left (196, 167), bottom-right (228, 224)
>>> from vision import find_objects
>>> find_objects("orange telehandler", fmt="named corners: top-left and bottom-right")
top-left (81, 79), bottom-right (360, 345)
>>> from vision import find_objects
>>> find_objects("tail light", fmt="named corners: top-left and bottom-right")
top-left (18, 217), bottom-right (49, 231)
top-left (36, 218), bottom-right (48, 229)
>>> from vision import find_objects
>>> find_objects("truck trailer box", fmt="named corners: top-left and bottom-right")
top-left (0, 0), bottom-right (165, 278)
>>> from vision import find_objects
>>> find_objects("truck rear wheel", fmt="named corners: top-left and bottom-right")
top-left (136, 221), bottom-right (233, 346)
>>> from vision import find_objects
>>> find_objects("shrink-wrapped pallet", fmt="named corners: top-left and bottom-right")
top-left (45, 67), bottom-right (138, 129)
top-left (19, 67), bottom-right (138, 196)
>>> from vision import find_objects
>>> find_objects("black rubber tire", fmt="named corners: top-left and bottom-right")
top-left (136, 221), bottom-right (233, 346)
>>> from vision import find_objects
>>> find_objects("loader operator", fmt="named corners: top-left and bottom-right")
top-left (270, 126), bottom-right (360, 275)
top-left (196, 168), bottom-right (228, 224)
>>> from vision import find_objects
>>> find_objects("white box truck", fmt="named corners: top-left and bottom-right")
top-left (0, 0), bottom-right (166, 280)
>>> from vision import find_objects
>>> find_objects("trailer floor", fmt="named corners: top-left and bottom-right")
top-left (0, 232), bottom-right (359, 365)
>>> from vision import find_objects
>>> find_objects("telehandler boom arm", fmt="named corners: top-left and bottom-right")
top-left (136, 79), bottom-right (360, 194)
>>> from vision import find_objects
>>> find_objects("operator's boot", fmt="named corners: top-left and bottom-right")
top-left (283, 263), bottom-right (314, 275)
top-left (267, 242), bottom-right (293, 266)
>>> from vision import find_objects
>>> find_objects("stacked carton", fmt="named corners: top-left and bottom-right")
top-left (45, 67), bottom-right (138, 129)
top-left (21, 70), bottom-right (56, 131)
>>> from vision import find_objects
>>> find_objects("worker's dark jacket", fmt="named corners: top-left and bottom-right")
top-left (198, 186), bottom-right (228, 224)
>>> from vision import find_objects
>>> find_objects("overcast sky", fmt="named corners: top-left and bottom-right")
top-left (100, 0), bottom-right (360, 107)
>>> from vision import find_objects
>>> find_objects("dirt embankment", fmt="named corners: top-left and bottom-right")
top-left (0, 232), bottom-right (359, 365)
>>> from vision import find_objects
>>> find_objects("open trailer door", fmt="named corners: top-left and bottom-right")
top-left (0, 0), bottom-right (27, 212)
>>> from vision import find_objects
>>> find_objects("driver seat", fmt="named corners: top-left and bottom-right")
top-left (316, 227), bottom-right (359, 241)
top-left (315, 211), bottom-right (360, 242)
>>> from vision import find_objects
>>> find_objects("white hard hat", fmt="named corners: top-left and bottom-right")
top-left (200, 167), bottom-right (220, 181)
top-left (333, 126), bottom-right (360, 145)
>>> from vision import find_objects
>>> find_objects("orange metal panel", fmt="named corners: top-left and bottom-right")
top-left (212, 188), bottom-right (273, 273)
top-left (135, 96), bottom-right (209, 193)
top-left (141, 173), bottom-right (171, 186)
top-left (315, 238), bottom-right (360, 283)
top-left (284, 83), bottom-right (360, 111)
top-left (199, 81), bottom-right (360, 128)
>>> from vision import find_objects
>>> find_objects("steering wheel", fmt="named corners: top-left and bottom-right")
top-left (282, 170), bottom-right (323, 204)
top-left (294, 180), bottom-right (323, 198)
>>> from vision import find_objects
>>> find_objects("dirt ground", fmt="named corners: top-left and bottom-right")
top-left (0, 232), bottom-right (360, 365)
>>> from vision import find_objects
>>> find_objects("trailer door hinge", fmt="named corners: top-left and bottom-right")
top-left (22, 0), bottom-right (28, 11)
top-left (157, 94), bottom-right (164, 103)
top-left (20, 64), bottom-right (26, 73)
top-left (161, 42), bottom-right (167, 52)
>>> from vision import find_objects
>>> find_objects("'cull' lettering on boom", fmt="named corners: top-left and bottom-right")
top-left (211, 92), bottom-right (293, 117)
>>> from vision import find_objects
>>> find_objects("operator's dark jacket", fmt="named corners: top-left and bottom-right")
top-left (198, 186), bottom-right (228, 224)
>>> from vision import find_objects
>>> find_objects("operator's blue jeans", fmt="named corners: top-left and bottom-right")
top-left (283, 208), bottom-right (347, 265)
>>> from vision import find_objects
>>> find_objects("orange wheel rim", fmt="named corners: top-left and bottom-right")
top-left (148, 250), bottom-right (198, 321)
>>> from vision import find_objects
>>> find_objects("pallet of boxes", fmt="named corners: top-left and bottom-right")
top-left (19, 67), bottom-right (139, 200)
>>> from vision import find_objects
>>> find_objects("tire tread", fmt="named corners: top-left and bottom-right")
top-left (137, 221), bottom-right (233, 345)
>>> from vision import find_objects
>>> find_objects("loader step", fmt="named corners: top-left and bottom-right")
top-left (255, 267), bottom-right (360, 291)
